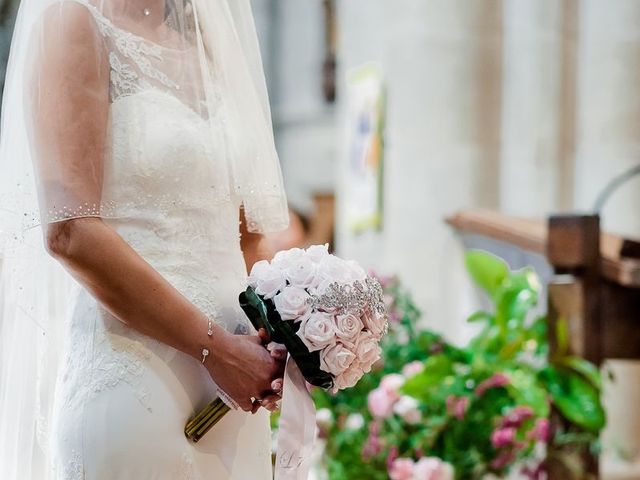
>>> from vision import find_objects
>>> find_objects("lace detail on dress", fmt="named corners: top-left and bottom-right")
top-left (80, 1), bottom-right (180, 102)
top-left (174, 451), bottom-right (201, 480)
top-left (63, 450), bottom-right (84, 480)
top-left (91, 326), bottom-right (154, 412)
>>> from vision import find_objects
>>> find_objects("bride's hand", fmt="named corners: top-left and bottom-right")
top-left (206, 329), bottom-right (285, 412)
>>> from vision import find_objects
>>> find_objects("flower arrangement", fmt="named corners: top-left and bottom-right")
top-left (313, 250), bottom-right (606, 480)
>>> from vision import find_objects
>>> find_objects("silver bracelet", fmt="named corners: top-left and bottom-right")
top-left (201, 317), bottom-right (215, 364)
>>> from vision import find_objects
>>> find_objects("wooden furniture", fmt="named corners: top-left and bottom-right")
top-left (447, 209), bottom-right (640, 479)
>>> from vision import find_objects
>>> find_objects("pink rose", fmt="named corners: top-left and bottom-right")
top-left (367, 387), bottom-right (396, 418)
top-left (273, 286), bottom-right (312, 322)
top-left (362, 307), bottom-right (387, 338)
top-left (491, 427), bottom-right (516, 448)
top-left (296, 311), bottom-right (336, 352)
top-left (402, 361), bottom-right (424, 378)
top-left (354, 331), bottom-right (382, 373)
top-left (413, 457), bottom-right (454, 480)
top-left (334, 313), bottom-right (364, 342)
top-left (389, 458), bottom-right (415, 480)
top-left (393, 395), bottom-right (421, 424)
top-left (334, 361), bottom-right (364, 391)
top-left (320, 341), bottom-right (356, 376)
top-left (250, 262), bottom-right (286, 299)
top-left (284, 256), bottom-right (318, 289)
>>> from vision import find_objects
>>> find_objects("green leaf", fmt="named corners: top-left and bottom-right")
top-left (556, 356), bottom-right (603, 392)
top-left (539, 366), bottom-right (606, 433)
top-left (506, 368), bottom-right (550, 417)
top-left (465, 250), bottom-right (509, 297)
top-left (467, 310), bottom-right (493, 324)
top-left (401, 355), bottom-right (453, 399)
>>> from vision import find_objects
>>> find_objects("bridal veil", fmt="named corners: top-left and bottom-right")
top-left (0, 0), bottom-right (288, 476)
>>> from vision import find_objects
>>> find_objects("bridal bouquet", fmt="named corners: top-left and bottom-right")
top-left (185, 244), bottom-right (388, 460)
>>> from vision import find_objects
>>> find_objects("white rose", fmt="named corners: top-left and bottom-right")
top-left (334, 313), bottom-right (364, 342)
top-left (274, 286), bottom-right (312, 322)
top-left (271, 247), bottom-right (305, 270)
top-left (320, 341), bottom-right (356, 375)
top-left (354, 331), bottom-right (382, 373)
top-left (333, 362), bottom-right (364, 391)
top-left (361, 307), bottom-right (387, 338)
top-left (296, 311), bottom-right (336, 352)
top-left (345, 413), bottom-right (365, 431)
top-left (346, 260), bottom-right (367, 282)
top-left (305, 244), bottom-right (330, 263)
top-left (284, 256), bottom-right (318, 289)
top-left (247, 260), bottom-right (271, 289)
top-left (253, 263), bottom-right (286, 299)
top-left (393, 395), bottom-right (421, 425)
top-left (316, 255), bottom-right (352, 287)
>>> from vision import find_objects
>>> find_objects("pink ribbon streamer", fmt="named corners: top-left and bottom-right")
top-left (275, 356), bottom-right (317, 480)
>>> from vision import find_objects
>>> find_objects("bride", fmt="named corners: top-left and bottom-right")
top-left (0, 0), bottom-right (290, 478)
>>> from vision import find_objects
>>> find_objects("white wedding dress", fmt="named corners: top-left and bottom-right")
top-left (48, 3), bottom-right (273, 478)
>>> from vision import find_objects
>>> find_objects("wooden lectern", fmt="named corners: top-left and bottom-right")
top-left (447, 209), bottom-right (640, 479)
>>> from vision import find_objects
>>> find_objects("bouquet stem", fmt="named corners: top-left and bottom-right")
top-left (184, 398), bottom-right (231, 442)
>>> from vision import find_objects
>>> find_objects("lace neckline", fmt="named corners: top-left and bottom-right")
top-left (70, 0), bottom-right (194, 54)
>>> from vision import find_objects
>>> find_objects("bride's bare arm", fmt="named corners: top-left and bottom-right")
top-left (29, 3), bottom-right (280, 412)
top-left (240, 209), bottom-right (274, 271)
top-left (46, 218), bottom-right (280, 412)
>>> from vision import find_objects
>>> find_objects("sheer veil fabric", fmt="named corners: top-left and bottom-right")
top-left (0, 0), bottom-right (288, 477)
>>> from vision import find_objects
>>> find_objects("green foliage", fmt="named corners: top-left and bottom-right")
top-left (312, 250), bottom-right (606, 480)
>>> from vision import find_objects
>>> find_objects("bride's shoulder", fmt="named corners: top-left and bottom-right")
top-left (38, 0), bottom-right (106, 44)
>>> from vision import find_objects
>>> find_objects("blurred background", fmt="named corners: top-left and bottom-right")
top-left (2, 0), bottom-right (640, 478)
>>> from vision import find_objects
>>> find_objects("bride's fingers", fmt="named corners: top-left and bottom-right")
top-left (270, 378), bottom-right (283, 394)
top-left (267, 343), bottom-right (287, 361)
top-left (257, 328), bottom-right (271, 345)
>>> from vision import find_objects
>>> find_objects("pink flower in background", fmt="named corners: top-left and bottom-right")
top-left (393, 395), bottom-right (422, 424)
top-left (386, 446), bottom-right (399, 470)
top-left (475, 373), bottom-right (510, 396)
top-left (368, 387), bottom-right (396, 418)
top-left (362, 422), bottom-right (384, 460)
top-left (388, 458), bottom-right (415, 480)
top-left (528, 418), bottom-right (550, 443)
top-left (491, 427), bottom-right (516, 448)
top-left (402, 361), bottom-right (424, 378)
top-left (501, 405), bottom-right (534, 428)
top-left (445, 395), bottom-right (469, 421)
top-left (413, 457), bottom-right (455, 480)
top-left (380, 373), bottom-right (405, 399)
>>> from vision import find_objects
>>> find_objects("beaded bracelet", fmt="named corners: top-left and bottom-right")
top-left (201, 317), bottom-right (214, 364)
